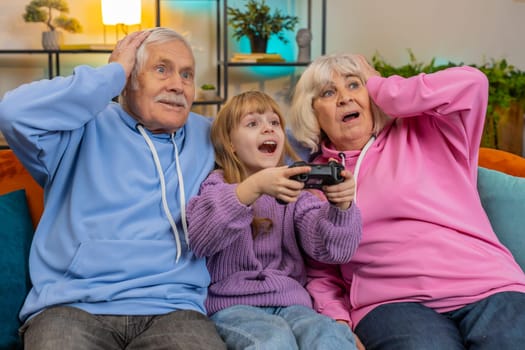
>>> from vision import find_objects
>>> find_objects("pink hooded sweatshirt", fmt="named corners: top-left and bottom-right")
top-left (306, 66), bottom-right (525, 329)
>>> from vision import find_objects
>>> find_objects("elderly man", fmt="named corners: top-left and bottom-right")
top-left (0, 28), bottom-right (225, 349)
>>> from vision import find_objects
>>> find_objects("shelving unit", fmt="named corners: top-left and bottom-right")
top-left (0, 49), bottom-right (112, 79)
top-left (156, 0), bottom-right (326, 106)
top-left (0, 1), bottom-right (326, 109)
top-left (156, 0), bottom-right (224, 109)
top-left (0, 45), bottom-right (215, 107)
top-left (219, 0), bottom-right (326, 102)
top-left (0, 1), bottom-right (327, 148)
top-left (0, 49), bottom-right (113, 147)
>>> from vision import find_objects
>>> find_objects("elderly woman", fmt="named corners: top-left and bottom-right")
top-left (288, 53), bottom-right (525, 350)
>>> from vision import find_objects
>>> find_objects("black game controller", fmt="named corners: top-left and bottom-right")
top-left (289, 161), bottom-right (344, 189)
top-left (276, 161), bottom-right (345, 204)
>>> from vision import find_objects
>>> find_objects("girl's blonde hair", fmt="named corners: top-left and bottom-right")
top-left (289, 53), bottom-right (391, 153)
top-left (212, 90), bottom-right (299, 184)
top-left (211, 90), bottom-right (300, 237)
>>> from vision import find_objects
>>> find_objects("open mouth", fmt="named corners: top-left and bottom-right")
top-left (342, 111), bottom-right (360, 122)
top-left (258, 140), bottom-right (277, 153)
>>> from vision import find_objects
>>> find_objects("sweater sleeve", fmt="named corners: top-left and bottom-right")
top-left (294, 191), bottom-right (362, 264)
top-left (367, 66), bottom-right (489, 159)
top-left (187, 171), bottom-right (254, 258)
top-left (305, 257), bottom-right (352, 325)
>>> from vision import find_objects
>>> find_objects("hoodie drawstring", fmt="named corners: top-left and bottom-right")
top-left (136, 124), bottom-right (187, 263)
top-left (171, 133), bottom-right (189, 245)
top-left (348, 134), bottom-right (376, 204)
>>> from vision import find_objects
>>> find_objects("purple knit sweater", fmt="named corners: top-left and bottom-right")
top-left (187, 170), bottom-right (362, 315)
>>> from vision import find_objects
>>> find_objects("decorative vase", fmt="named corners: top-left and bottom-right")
top-left (42, 31), bottom-right (63, 51)
top-left (249, 35), bottom-right (268, 54)
top-left (296, 28), bottom-right (312, 62)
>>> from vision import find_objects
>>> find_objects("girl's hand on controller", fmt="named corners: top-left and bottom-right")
top-left (323, 170), bottom-right (356, 210)
top-left (236, 165), bottom-right (310, 205)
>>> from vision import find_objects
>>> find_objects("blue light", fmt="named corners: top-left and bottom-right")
top-left (236, 32), bottom-right (297, 77)
top-left (163, 0), bottom-right (210, 13)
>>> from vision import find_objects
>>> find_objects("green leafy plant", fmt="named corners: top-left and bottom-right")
top-left (471, 59), bottom-right (525, 150)
top-left (472, 58), bottom-right (525, 115)
top-left (227, 0), bottom-right (299, 51)
top-left (22, 0), bottom-right (82, 33)
top-left (372, 49), bottom-right (458, 77)
top-left (200, 83), bottom-right (216, 90)
top-left (371, 50), bottom-right (525, 151)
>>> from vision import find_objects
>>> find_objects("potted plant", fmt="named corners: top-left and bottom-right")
top-left (199, 83), bottom-right (217, 100)
top-left (22, 0), bottom-right (82, 50)
top-left (227, 0), bottom-right (299, 53)
top-left (371, 50), bottom-right (525, 155)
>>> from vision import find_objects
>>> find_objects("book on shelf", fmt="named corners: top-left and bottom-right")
top-left (231, 52), bottom-right (285, 63)
top-left (59, 43), bottom-right (115, 50)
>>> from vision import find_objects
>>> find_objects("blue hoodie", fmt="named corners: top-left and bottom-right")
top-left (0, 63), bottom-right (215, 322)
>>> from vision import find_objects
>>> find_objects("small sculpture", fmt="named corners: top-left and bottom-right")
top-left (296, 28), bottom-right (312, 63)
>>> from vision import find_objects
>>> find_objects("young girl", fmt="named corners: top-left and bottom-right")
top-left (186, 91), bottom-right (362, 350)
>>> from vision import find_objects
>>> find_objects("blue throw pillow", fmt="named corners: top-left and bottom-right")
top-left (0, 189), bottom-right (34, 349)
top-left (477, 167), bottom-right (525, 271)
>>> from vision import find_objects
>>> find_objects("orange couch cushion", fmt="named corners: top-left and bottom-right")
top-left (478, 147), bottom-right (525, 177)
top-left (0, 149), bottom-right (43, 228)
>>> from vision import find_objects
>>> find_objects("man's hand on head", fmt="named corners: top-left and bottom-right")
top-left (109, 30), bottom-right (151, 79)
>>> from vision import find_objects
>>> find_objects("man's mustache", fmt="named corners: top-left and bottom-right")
top-left (154, 94), bottom-right (188, 109)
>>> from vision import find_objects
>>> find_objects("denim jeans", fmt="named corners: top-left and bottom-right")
top-left (210, 304), bottom-right (357, 350)
top-left (20, 306), bottom-right (226, 350)
top-left (355, 291), bottom-right (525, 350)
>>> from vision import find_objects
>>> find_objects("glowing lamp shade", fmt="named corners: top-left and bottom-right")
top-left (101, 0), bottom-right (141, 25)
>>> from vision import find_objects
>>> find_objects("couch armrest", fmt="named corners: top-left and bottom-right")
top-left (0, 149), bottom-right (43, 228)
top-left (479, 147), bottom-right (525, 177)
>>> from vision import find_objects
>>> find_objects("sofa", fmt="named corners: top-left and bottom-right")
top-left (1, 147), bottom-right (525, 349)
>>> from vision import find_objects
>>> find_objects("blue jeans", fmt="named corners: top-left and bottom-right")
top-left (354, 291), bottom-right (525, 350)
top-left (20, 306), bottom-right (226, 349)
top-left (211, 304), bottom-right (357, 350)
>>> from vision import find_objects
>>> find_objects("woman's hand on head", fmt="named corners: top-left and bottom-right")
top-left (322, 169), bottom-right (356, 210)
top-left (109, 30), bottom-right (150, 79)
top-left (236, 165), bottom-right (309, 205)
top-left (354, 54), bottom-right (380, 83)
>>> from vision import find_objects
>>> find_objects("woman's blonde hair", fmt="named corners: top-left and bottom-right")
top-left (289, 53), bottom-right (390, 153)
top-left (212, 90), bottom-right (299, 184)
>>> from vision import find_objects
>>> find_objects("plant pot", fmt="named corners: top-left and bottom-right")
top-left (249, 35), bottom-right (268, 53)
top-left (42, 31), bottom-right (63, 51)
top-left (199, 89), bottom-right (217, 101)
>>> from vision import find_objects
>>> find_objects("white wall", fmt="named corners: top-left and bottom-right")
top-left (325, 0), bottom-right (525, 69)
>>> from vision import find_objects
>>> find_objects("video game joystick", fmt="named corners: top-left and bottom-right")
top-left (289, 161), bottom-right (344, 189)
top-left (276, 161), bottom-right (345, 204)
